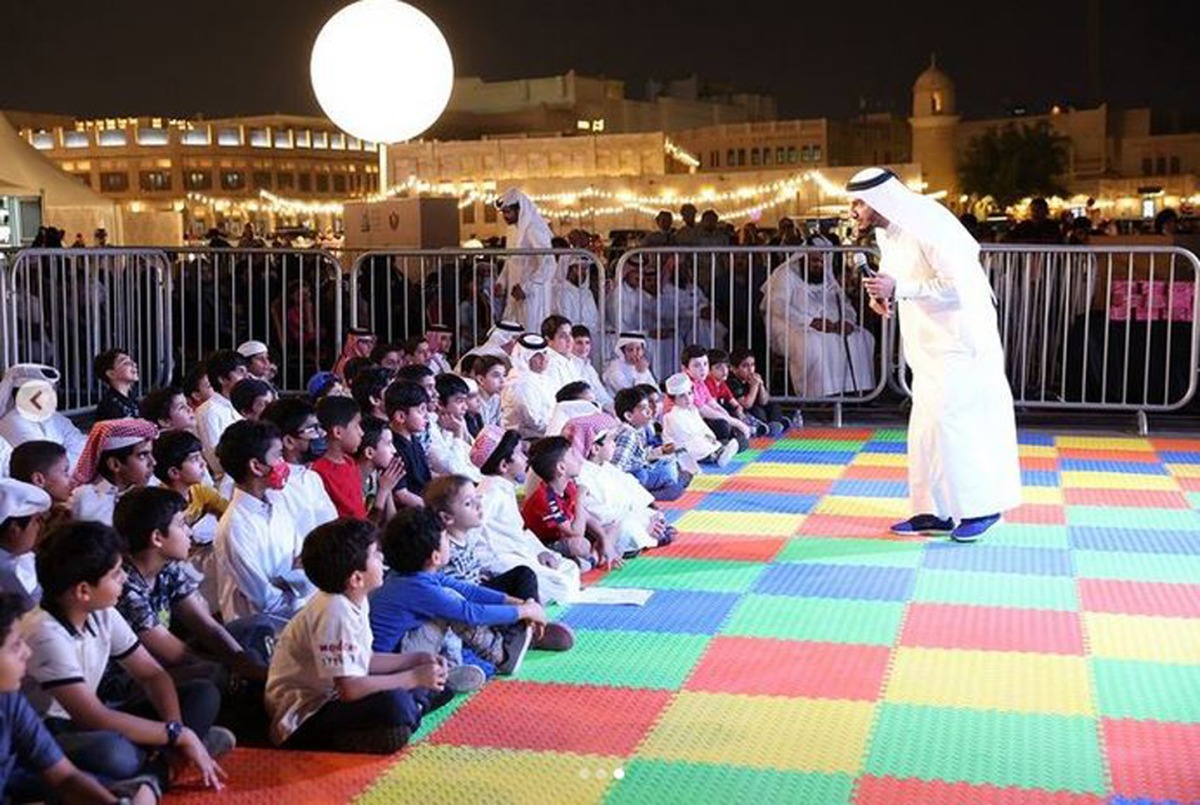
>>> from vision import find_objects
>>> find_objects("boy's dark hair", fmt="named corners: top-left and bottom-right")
top-left (113, 486), bottom-right (187, 554)
top-left (261, 396), bottom-right (316, 437)
top-left (139, 386), bottom-right (183, 424)
top-left (358, 415), bottom-right (390, 457)
top-left (707, 348), bottom-right (729, 367)
top-left (384, 381), bottom-right (429, 418)
top-left (97, 443), bottom-right (142, 484)
top-left (680, 344), bottom-right (708, 366)
top-left (182, 363), bottom-right (209, 400)
top-left (230, 377), bottom-right (273, 416)
top-left (540, 315), bottom-right (571, 339)
top-left (0, 592), bottom-right (26, 643)
top-left (152, 429), bottom-right (203, 483)
top-left (555, 381), bottom-right (591, 403)
top-left (634, 383), bottom-right (660, 398)
top-left (401, 336), bottom-right (428, 357)
top-left (424, 474), bottom-right (472, 517)
top-left (316, 394), bottom-right (361, 432)
top-left (614, 386), bottom-right (650, 421)
top-left (434, 373), bottom-right (469, 404)
top-left (570, 324), bottom-right (592, 339)
top-left (301, 518), bottom-right (379, 594)
top-left (480, 429), bottom-right (521, 476)
top-left (206, 349), bottom-right (246, 392)
top-left (352, 367), bottom-right (394, 413)
top-left (457, 354), bottom-right (479, 377)
top-left (380, 507), bottom-right (444, 574)
top-left (9, 440), bottom-right (67, 484)
top-left (343, 356), bottom-right (374, 384)
top-left (395, 364), bottom-right (434, 384)
top-left (37, 521), bottom-right (125, 603)
top-left (93, 348), bottom-right (129, 385)
top-left (729, 346), bottom-right (754, 367)
top-left (472, 354), bottom-right (507, 377)
top-left (528, 436), bottom-right (572, 482)
top-left (369, 342), bottom-right (401, 364)
top-left (216, 420), bottom-right (281, 483)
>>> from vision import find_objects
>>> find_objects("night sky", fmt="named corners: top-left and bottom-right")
top-left (4, 1), bottom-right (1198, 124)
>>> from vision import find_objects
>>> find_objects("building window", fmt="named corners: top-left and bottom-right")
top-left (762, 147), bottom-right (772, 165)
top-left (64, 131), bottom-right (89, 149)
top-left (932, 91), bottom-right (943, 114)
top-left (220, 171), bottom-right (245, 190)
top-left (787, 146), bottom-right (798, 164)
top-left (138, 171), bottom-right (171, 191)
top-left (776, 146), bottom-right (785, 163)
top-left (252, 171), bottom-right (272, 189)
top-left (98, 130), bottom-right (127, 147)
top-left (1156, 156), bottom-right (1167, 175)
top-left (184, 170), bottom-right (212, 190)
top-left (73, 173), bottom-right (92, 187)
top-left (332, 174), bottom-right (347, 193)
top-left (248, 129), bottom-right (270, 148)
top-left (315, 173), bottom-right (330, 193)
top-left (1170, 156), bottom-right (1180, 175)
top-left (751, 148), bottom-right (760, 166)
top-left (100, 172), bottom-right (129, 192)
top-left (1142, 157), bottom-right (1153, 175)
top-left (274, 130), bottom-right (294, 149)
top-left (298, 173), bottom-right (312, 192)
top-left (277, 172), bottom-right (295, 190)
top-left (31, 131), bottom-right (54, 150)
top-left (737, 149), bottom-right (746, 166)
top-left (727, 149), bottom-right (736, 166)
top-left (483, 203), bottom-right (497, 223)
top-left (462, 203), bottom-right (476, 224)
top-left (217, 127), bottom-right (242, 146)
top-left (801, 145), bottom-right (812, 162)
top-left (136, 129), bottom-right (169, 146)
top-left (181, 128), bottom-right (211, 146)
top-left (812, 145), bottom-right (823, 162)
top-left (709, 150), bottom-right (719, 167)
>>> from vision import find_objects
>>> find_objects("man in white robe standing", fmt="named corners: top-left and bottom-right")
top-left (496, 189), bottom-right (556, 332)
top-left (848, 168), bottom-right (1021, 542)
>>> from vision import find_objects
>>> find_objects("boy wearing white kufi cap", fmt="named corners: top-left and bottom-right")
top-left (0, 478), bottom-right (53, 611)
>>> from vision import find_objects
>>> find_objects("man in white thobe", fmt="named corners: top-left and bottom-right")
top-left (848, 167), bottom-right (1020, 542)
top-left (495, 189), bottom-right (556, 331)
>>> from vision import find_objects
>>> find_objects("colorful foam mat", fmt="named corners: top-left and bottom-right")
top-left (171, 429), bottom-right (1200, 804)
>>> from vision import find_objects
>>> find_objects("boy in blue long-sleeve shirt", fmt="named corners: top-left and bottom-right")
top-left (370, 508), bottom-right (546, 682)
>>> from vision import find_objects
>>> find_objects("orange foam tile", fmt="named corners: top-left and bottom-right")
top-left (1020, 457), bottom-right (1060, 472)
top-left (716, 476), bottom-right (835, 495)
top-left (170, 747), bottom-right (393, 804)
top-left (1058, 447), bottom-right (1162, 463)
top-left (1004, 503), bottom-right (1067, 525)
top-left (798, 513), bottom-right (912, 540)
top-left (1064, 488), bottom-right (1191, 509)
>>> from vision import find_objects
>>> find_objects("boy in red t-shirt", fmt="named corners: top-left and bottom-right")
top-left (312, 396), bottom-right (367, 519)
top-left (521, 436), bottom-right (618, 571)
top-left (705, 348), bottom-right (777, 438)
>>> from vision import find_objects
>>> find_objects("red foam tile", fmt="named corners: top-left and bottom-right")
top-left (1058, 447), bottom-right (1161, 463)
top-left (1020, 457), bottom-right (1060, 472)
top-left (716, 476), bottom-right (834, 495)
top-left (652, 534), bottom-right (786, 563)
top-left (655, 490), bottom-right (709, 510)
top-left (843, 465), bottom-right (909, 481)
top-left (430, 681), bottom-right (671, 756)
top-left (1177, 477), bottom-right (1200, 492)
top-left (749, 436), bottom-right (774, 449)
top-left (798, 514), bottom-right (902, 539)
top-left (687, 636), bottom-right (890, 700)
top-left (1151, 437), bottom-right (1200, 452)
top-left (1104, 718), bottom-right (1200, 803)
top-left (1004, 503), bottom-right (1067, 525)
top-left (854, 776), bottom-right (1105, 805)
top-left (1064, 488), bottom-right (1190, 509)
top-left (1079, 578), bottom-right (1200, 618)
top-left (900, 602), bottom-right (1085, 655)
top-left (169, 747), bottom-right (394, 804)
top-left (801, 427), bottom-right (878, 441)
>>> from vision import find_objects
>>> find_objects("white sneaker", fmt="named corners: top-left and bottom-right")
top-left (447, 664), bottom-right (486, 692)
top-left (716, 439), bottom-right (739, 467)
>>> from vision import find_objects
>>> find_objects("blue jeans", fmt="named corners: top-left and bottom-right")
top-left (283, 688), bottom-right (424, 751)
top-left (632, 459), bottom-right (690, 501)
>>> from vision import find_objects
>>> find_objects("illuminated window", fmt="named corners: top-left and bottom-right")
top-left (181, 128), bottom-right (211, 146)
top-left (100, 172), bottom-right (129, 192)
top-left (313, 131), bottom-right (329, 149)
top-left (932, 92), bottom-right (943, 114)
top-left (31, 131), bottom-right (54, 150)
top-left (801, 145), bottom-right (811, 162)
top-left (98, 130), bottom-right (127, 147)
top-left (139, 171), bottom-right (171, 191)
top-left (220, 171), bottom-right (245, 190)
top-left (136, 129), bottom-right (168, 146)
top-left (184, 171), bottom-right (212, 190)
top-left (812, 145), bottom-right (823, 162)
top-left (295, 130), bottom-right (312, 148)
top-left (1142, 199), bottom-right (1156, 218)
top-left (64, 131), bottom-right (89, 148)
top-left (787, 146), bottom-right (798, 163)
top-left (776, 146), bottom-right (785, 163)
top-left (274, 130), bottom-right (294, 149)
top-left (331, 133), bottom-right (346, 150)
top-left (217, 127), bottom-right (242, 146)
top-left (248, 129), bottom-right (270, 148)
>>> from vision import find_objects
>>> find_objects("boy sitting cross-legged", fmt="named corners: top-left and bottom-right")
top-left (265, 518), bottom-right (448, 754)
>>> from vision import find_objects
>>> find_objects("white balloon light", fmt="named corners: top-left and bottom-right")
top-left (309, 0), bottom-right (454, 145)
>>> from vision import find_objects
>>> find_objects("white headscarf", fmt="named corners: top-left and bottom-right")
top-left (497, 188), bottom-right (553, 249)
top-left (613, 331), bottom-right (647, 360)
top-left (0, 364), bottom-right (60, 419)
top-left (846, 168), bottom-right (978, 261)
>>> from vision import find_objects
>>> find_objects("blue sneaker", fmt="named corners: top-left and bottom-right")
top-left (890, 514), bottom-right (955, 535)
top-left (951, 514), bottom-right (1001, 543)
top-left (767, 421), bottom-right (785, 437)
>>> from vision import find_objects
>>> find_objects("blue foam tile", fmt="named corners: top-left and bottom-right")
top-left (560, 589), bottom-right (739, 634)
top-left (695, 491), bottom-right (818, 514)
top-left (1068, 526), bottom-right (1200, 556)
top-left (1021, 470), bottom-right (1061, 487)
top-left (1159, 450), bottom-right (1200, 464)
top-left (753, 563), bottom-right (916, 601)
top-left (754, 450), bottom-right (858, 465)
top-left (1059, 459), bottom-right (1168, 475)
top-left (1108, 799), bottom-right (1189, 805)
top-left (861, 441), bottom-right (908, 454)
top-left (663, 510), bottom-right (685, 525)
top-left (1018, 431), bottom-right (1057, 446)
top-left (920, 543), bottom-right (1074, 576)
top-left (830, 479), bottom-right (909, 498)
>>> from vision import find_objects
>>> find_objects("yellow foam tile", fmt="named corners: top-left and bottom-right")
top-left (672, 510), bottom-right (806, 537)
top-left (1021, 486), bottom-right (1064, 505)
top-left (687, 474), bottom-right (729, 491)
top-left (639, 691), bottom-right (875, 774)
top-left (885, 647), bottom-right (1094, 716)
top-left (1060, 471), bottom-right (1180, 491)
top-left (740, 463), bottom-right (846, 480)
top-left (815, 495), bottom-right (910, 519)
top-left (851, 453), bottom-right (909, 468)
top-left (1054, 436), bottom-right (1155, 452)
top-left (359, 745), bottom-right (615, 804)
top-left (1085, 612), bottom-right (1200, 664)
top-left (1166, 463), bottom-right (1200, 479)
top-left (1018, 445), bottom-right (1058, 458)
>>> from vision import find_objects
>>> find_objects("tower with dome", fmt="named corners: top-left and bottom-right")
top-left (910, 54), bottom-right (961, 200)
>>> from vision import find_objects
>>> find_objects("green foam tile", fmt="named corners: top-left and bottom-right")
top-left (1091, 658), bottom-right (1200, 723)
top-left (517, 630), bottom-right (711, 690)
top-left (605, 760), bottom-right (853, 804)
top-left (723, 594), bottom-right (904, 645)
top-left (733, 448), bottom-right (763, 462)
top-left (912, 570), bottom-right (1079, 611)
top-left (596, 557), bottom-right (765, 593)
top-left (1066, 505), bottom-right (1200, 531)
top-left (1187, 491), bottom-right (1200, 510)
top-left (1073, 550), bottom-right (1200, 584)
top-left (982, 524), bottom-right (1071, 549)
top-left (871, 429), bottom-right (908, 443)
top-left (865, 703), bottom-right (1106, 794)
top-left (776, 537), bottom-right (923, 568)
top-left (771, 438), bottom-right (868, 452)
